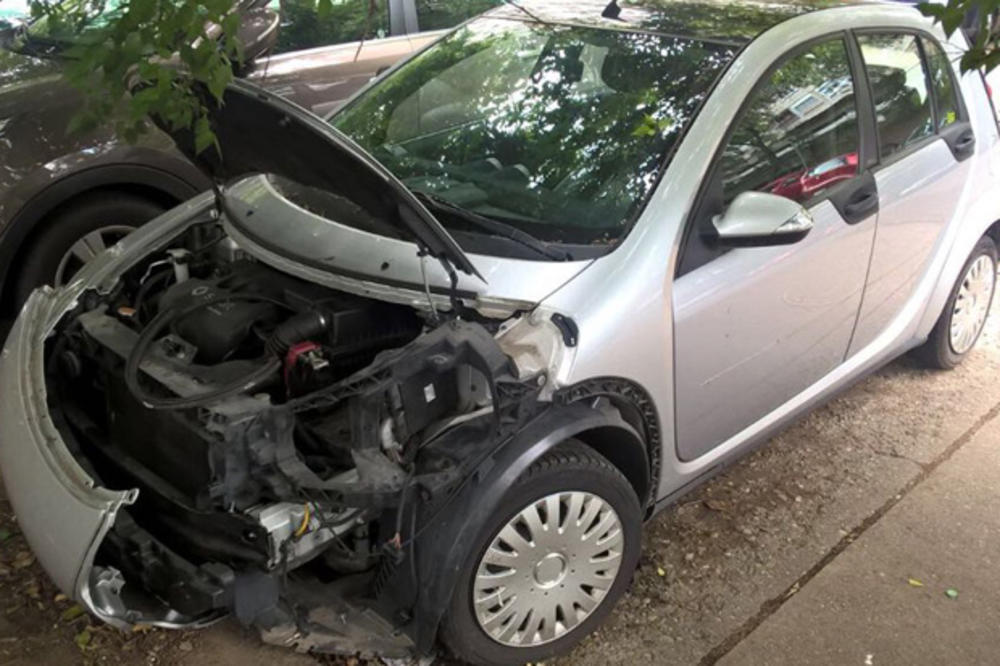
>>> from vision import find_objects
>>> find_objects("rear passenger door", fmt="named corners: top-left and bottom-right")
top-left (672, 36), bottom-right (878, 462)
top-left (847, 31), bottom-right (974, 354)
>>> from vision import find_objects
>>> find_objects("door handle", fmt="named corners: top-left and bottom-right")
top-left (844, 191), bottom-right (878, 217)
top-left (828, 171), bottom-right (878, 224)
top-left (942, 123), bottom-right (976, 161)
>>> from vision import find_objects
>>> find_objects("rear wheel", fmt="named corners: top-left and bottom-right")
top-left (915, 235), bottom-right (997, 369)
top-left (13, 192), bottom-right (164, 308)
top-left (440, 440), bottom-right (641, 666)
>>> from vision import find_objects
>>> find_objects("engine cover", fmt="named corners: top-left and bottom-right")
top-left (160, 277), bottom-right (275, 364)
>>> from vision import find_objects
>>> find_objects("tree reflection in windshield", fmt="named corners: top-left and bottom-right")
top-left (333, 18), bottom-right (735, 246)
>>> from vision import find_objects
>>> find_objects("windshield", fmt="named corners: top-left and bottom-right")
top-left (332, 17), bottom-right (736, 247)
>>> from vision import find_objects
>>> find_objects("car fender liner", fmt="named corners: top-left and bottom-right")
top-left (397, 401), bottom-right (644, 653)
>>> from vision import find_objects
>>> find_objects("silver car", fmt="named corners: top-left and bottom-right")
top-left (2, 1), bottom-right (998, 664)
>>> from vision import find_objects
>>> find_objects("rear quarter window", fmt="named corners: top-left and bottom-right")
top-left (921, 36), bottom-right (963, 129)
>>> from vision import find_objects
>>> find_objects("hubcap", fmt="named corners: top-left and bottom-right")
top-left (949, 254), bottom-right (996, 355)
top-left (473, 491), bottom-right (624, 648)
top-left (54, 225), bottom-right (135, 287)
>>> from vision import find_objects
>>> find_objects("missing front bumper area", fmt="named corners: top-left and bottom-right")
top-left (16, 290), bottom-right (544, 656)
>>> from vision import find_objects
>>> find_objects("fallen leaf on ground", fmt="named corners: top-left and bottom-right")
top-left (656, 567), bottom-right (666, 577)
top-left (11, 551), bottom-right (34, 569)
top-left (62, 605), bottom-right (85, 621)
top-left (704, 500), bottom-right (728, 512)
top-left (945, 588), bottom-right (959, 600)
top-left (74, 629), bottom-right (91, 650)
top-left (908, 578), bottom-right (924, 587)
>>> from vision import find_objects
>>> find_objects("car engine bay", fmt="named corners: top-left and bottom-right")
top-left (42, 219), bottom-right (548, 653)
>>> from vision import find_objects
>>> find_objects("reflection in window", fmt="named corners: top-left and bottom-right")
top-left (718, 38), bottom-right (859, 205)
top-left (858, 33), bottom-right (934, 159)
top-left (922, 36), bottom-right (961, 129)
top-left (334, 18), bottom-right (736, 244)
top-left (274, 0), bottom-right (389, 55)
top-left (415, 0), bottom-right (498, 31)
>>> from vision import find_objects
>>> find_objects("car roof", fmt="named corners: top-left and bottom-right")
top-left (487, 0), bottom-right (894, 45)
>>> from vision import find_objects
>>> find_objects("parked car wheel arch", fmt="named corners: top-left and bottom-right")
top-left (0, 165), bottom-right (203, 315)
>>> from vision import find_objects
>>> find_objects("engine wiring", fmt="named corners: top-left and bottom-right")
top-left (123, 293), bottom-right (294, 410)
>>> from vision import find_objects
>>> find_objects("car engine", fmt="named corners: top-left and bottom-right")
top-left (44, 220), bottom-right (544, 650)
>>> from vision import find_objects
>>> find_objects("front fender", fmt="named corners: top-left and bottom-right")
top-left (408, 401), bottom-right (643, 653)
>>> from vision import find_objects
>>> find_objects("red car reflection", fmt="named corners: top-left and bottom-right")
top-left (764, 152), bottom-right (858, 202)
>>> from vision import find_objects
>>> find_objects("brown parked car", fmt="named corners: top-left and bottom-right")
top-left (0, 0), bottom-right (495, 316)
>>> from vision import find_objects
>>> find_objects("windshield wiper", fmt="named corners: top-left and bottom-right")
top-left (412, 191), bottom-right (572, 262)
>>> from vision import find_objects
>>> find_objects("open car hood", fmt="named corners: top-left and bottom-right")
top-left (163, 79), bottom-right (482, 280)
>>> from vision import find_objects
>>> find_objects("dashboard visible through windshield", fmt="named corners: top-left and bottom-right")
top-left (332, 16), bottom-right (737, 252)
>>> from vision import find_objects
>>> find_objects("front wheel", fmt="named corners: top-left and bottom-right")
top-left (12, 192), bottom-right (164, 309)
top-left (915, 235), bottom-right (997, 369)
top-left (440, 440), bottom-right (641, 666)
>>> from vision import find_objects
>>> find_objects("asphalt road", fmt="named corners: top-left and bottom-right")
top-left (1, 301), bottom-right (999, 665)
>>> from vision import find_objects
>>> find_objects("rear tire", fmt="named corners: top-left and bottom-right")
top-left (12, 192), bottom-right (164, 308)
top-left (440, 440), bottom-right (641, 666)
top-left (914, 235), bottom-right (997, 369)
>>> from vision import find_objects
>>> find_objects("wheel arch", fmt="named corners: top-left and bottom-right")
top-left (401, 400), bottom-right (648, 654)
top-left (984, 218), bottom-right (1000, 249)
top-left (0, 165), bottom-right (203, 315)
top-left (915, 211), bottom-right (1000, 342)
top-left (572, 425), bottom-right (650, 511)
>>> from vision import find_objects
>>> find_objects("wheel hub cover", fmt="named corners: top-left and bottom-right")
top-left (473, 490), bottom-right (624, 647)
top-left (950, 254), bottom-right (996, 354)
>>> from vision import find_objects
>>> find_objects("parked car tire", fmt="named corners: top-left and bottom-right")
top-left (440, 439), bottom-right (641, 666)
top-left (13, 192), bottom-right (164, 307)
top-left (915, 235), bottom-right (998, 369)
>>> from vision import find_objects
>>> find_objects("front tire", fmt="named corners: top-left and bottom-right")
top-left (440, 440), bottom-right (641, 666)
top-left (12, 192), bottom-right (164, 308)
top-left (915, 235), bottom-right (997, 369)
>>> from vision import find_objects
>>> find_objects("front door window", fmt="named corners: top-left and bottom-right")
top-left (718, 39), bottom-right (859, 206)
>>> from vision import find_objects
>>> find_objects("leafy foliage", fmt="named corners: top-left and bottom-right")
top-left (919, 0), bottom-right (1000, 73)
top-left (0, 0), bottom-right (389, 152)
top-left (17, 0), bottom-right (252, 151)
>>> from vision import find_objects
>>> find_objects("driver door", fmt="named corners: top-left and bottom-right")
top-left (672, 35), bottom-right (878, 461)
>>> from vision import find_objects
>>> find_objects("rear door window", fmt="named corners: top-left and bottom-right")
top-left (921, 36), bottom-right (962, 129)
top-left (718, 38), bottom-right (860, 206)
top-left (857, 33), bottom-right (934, 160)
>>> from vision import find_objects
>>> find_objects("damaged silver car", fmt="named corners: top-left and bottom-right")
top-left (3, 1), bottom-right (1000, 664)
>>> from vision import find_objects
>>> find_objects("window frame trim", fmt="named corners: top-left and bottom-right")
top-left (675, 30), bottom-right (872, 278)
top-left (850, 27), bottom-right (970, 171)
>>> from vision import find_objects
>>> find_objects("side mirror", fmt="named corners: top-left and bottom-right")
top-left (711, 191), bottom-right (814, 247)
top-left (234, 7), bottom-right (280, 74)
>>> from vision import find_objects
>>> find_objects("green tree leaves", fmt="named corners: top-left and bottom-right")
top-left (919, 1), bottom-right (1000, 73)
top-left (20, 0), bottom-right (243, 152)
top-left (3, 0), bottom-right (382, 153)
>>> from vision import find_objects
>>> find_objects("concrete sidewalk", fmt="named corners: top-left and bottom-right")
top-left (720, 408), bottom-right (1000, 666)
